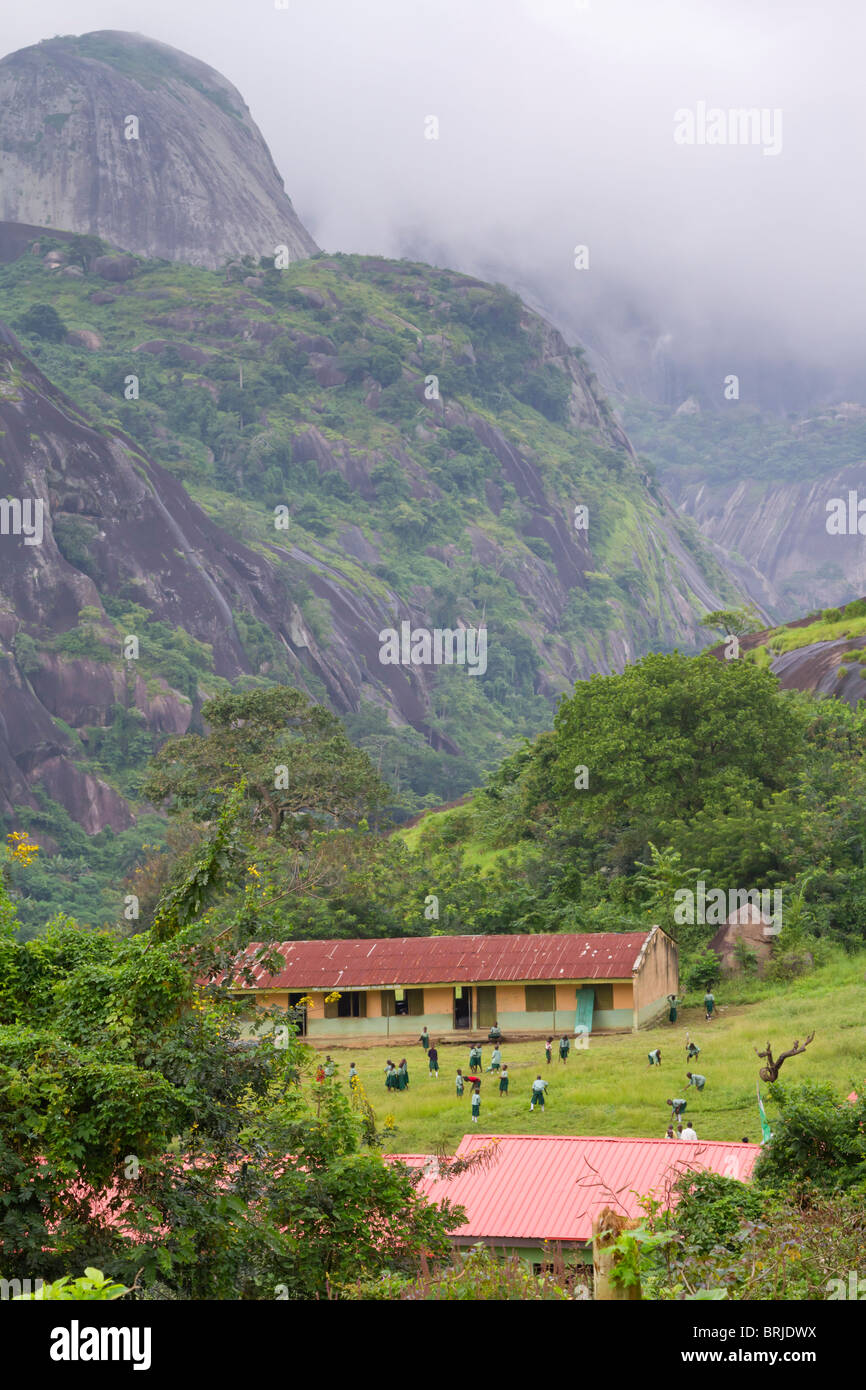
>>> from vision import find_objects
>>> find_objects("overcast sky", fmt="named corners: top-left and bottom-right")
top-left (4, 1), bottom-right (865, 395)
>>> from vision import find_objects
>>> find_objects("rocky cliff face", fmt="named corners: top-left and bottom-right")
top-left (0, 31), bottom-right (318, 269)
top-left (0, 340), bottom-right (340, 829)
top-left (664, 462), bottom-right (866, 619)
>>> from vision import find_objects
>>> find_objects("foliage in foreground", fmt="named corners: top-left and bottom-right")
top-left (0, 922), bottom-right (460, 1299)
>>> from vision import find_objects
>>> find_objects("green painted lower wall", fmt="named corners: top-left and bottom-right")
top-left (304, 1005), bottom-right (636, 1039)
top-left (306, 1012), bottom-right (452, 1039)
top-left (636, 994), bottom-right (671, 1028)
top-left (592, 1008), bottom-right (633, 1030)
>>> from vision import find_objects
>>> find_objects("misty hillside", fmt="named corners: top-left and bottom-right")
top-left (0, 229), bottom-right (745, 862)
top-left (625, 398), bottom-right (866, 620)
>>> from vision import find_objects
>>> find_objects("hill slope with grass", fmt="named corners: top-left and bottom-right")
top-left (326, 951), bottom-right (866, 1153)
top-left (716, 596), bottom-right (866, 708)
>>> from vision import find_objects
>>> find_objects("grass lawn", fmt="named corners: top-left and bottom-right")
top-left (306, 953), bottom-right (866, 1154)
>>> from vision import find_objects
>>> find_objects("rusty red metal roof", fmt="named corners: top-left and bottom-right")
top-left (392, 1134), bottom-right (760, 1244)
top-left (228, 932), bottom-right (656, 990)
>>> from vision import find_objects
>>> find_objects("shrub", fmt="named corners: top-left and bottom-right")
top-left (683, 946), bottom-right (722, 992)
top-left (17, 303), bottom-right (67, 342)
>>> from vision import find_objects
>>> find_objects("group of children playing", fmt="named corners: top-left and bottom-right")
top-left (335, 1004), bottom-right (717, 1134)
top-left (407, 1023), bottom-right (578, 1121)
top-left (647, 1034), bottom-right (709, 1139)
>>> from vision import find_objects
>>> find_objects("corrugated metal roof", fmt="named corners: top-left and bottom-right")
top-left (392, 1134), bottom-right (760, 1243)
top-left (228, 932), bottom-right (654, 990)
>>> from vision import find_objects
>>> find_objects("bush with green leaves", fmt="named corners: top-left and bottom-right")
top-left (17, 303), bottom-right (67, 342)
top-left (754, 1082), bottom-right (866, 1193)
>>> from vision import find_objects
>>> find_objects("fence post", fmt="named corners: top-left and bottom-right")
top-left (592, 1206), bottom-right (642, 1300)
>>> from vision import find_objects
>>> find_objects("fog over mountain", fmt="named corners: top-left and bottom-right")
top-left (3, 0), bottom-right (864, 408)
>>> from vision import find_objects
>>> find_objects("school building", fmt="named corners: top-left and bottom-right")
top-left (391, 1133), bottom-right (761, 1269)
top-left (225, 927), bottom-right (678, 1039)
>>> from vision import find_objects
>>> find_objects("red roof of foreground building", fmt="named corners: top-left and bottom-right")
top-left (391, 1134), bottom-right (760, 1244)
top-left (227, 931), bottom-right (660, 990)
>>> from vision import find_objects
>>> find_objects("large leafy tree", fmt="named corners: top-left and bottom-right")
top-left (553, 652), bottom-right (806, 866)
top-left (143, 687), bottom-right (388, 838)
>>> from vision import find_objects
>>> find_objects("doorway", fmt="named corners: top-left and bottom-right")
top-left (454, 987), bottom-right (472, 1030)
top-left (288, 993), bottom-right (308, 1037)
top-left (476, 985), bottom-right (497, 1029)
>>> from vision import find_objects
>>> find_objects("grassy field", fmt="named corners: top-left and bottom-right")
top-left (306, 953), bottom-right (866, 1154)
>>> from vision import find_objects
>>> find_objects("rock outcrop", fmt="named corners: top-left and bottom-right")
top-left (0, 31), bottom-right (318, 268)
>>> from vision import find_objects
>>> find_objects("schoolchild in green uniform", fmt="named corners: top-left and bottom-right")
top-left (471, 1081), bottom-right (481, 1123)
top-left (530, 1075), bottom-right (548, 1110)
top-left (499, 1065), bottom-right (509, 1097)
top-left (486, 1047), bottom-right (502, 1073)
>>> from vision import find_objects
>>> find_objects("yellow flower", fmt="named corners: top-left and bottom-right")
top-left (6, 832), bottom-right (39, 865)
top-left (324, 991), bottom-right (342, 1005)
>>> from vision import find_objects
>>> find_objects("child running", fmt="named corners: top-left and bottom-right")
top-left (471, 1081), bottom-right (481, 1124)
top-left (499, 1065), bottom-right (509, 1097)
top-left (530, 1075), bottom-right (548, 1110)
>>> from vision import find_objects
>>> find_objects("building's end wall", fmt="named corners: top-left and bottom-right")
top-left (632, 929), bottom-right (679, 1029)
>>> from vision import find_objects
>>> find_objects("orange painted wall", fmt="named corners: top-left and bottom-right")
top-left (496, 984), bottom-right (525, 1013)
top-left (633, 930), bottom-right (679, 1022)
top-left (255, 990), bottom-right (288, 1010)
top-left (556, 983), bottom-right (577, 1011)
top-left (613, 983), bottom-right (633, 1009)
top-left (423, 986), bottom-right (453, 1015)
